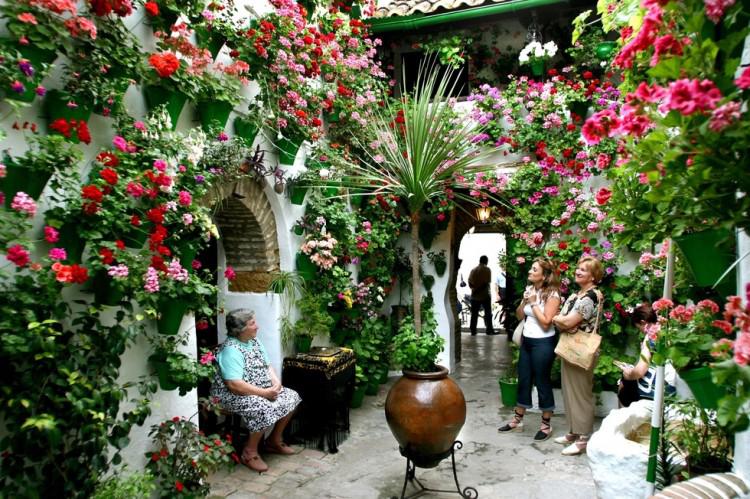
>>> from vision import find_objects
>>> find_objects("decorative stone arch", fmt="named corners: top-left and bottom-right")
top-left (208, 179), bottom-right (280, 292)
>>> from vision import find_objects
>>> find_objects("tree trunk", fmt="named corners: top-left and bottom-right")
top-left (411, 212), bottom-right (422, 336)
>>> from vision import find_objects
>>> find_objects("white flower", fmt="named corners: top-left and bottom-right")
top-left (534, 46), bottom-right (545, 58)
top-left (319, 168), bottom-right (330, 179)
top-left (519, 53), bottom-right (529, 63)
top-left (543, 41), bottom-right (558, 57)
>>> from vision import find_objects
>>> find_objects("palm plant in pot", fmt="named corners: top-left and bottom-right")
top-left (344, 60), bottom-right (499, 468)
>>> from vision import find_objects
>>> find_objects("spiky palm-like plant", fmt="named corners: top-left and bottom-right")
top-left (348, 62), bottom-right (499, 337)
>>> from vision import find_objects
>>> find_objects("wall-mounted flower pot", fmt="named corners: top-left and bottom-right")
top-left (44, 89), bottom-right (92, 122)
top-left (595, 41), bottom-right (617, 60)
top-left (92, 269), bottom-right (123, 306)
top-left (434, 260), bottom-right (447, 277)
top-left (57, 222), bottom-right (86, 264)
top-left (195, 26), bottom-right (226, 59)
top-left (148, 354), bottom-right (178, 391)
top-left (674, 228), bottom-right (735, 296)
top-left (3, 45), bottom-right (56, 102)
top-left (295, 252), bottom-right (316, 281)
top-left (0, 160), bottom-right (52, 208)
top-left (418, 218), bottom-right (438, 250)
top-left (157, 297), bottom-right (189, 335)
top-left (233, 117), bottom-right (259, 144)
top-left (289, 184), bottom-right (308, 205)
top-left (680, 366), bottom-right (726, 410)
top-left (324, 108), bottom-right (340, 123)
top-left (498, 378), bottom-right (518, 407)
top-left (323, 183), bottom-right (340, 198)
top-left (568, 100), bottom-right (590, 120)
top-left (294, 335), bottom-right (312, 353)
top-left (175, 240), bottom-right (198, 270)
top-left (293, 225), bottom-right (304, 236)
top-left (530, 60), bottom-right (545, 77)
top-left (121, 227), bottom-right (148, 249)
top-left (196, 100), bottom-right (234, 132)
top-left (143, 85), bottom-right (187, 130)
top-left (278, 136), bottom-right (303, 165)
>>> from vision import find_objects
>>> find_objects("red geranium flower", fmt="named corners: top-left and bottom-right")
top-left (81, 185), bottom-right (104, 203)
top-left (99, 168), bottom-right (118, 185)
top-left (144, 0), bottom-right (158, 16)
top-left (175, 481), bottom-right (183, 492)
top-left (96, 151), bottom-right (119, 167)
top-left (595, 187), bottom-right (612, 205)
top-left (148, 52), bottom-right (180, 78)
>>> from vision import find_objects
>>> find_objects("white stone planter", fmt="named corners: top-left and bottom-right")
top-left (588, 400), bottom-right (652, 499)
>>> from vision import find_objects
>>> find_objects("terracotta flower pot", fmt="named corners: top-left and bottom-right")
top-left (385, 365), bottom-right (466, 468)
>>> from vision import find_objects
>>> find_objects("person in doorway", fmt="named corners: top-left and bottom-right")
top-left (617, 303), bottom-right (677, 407)
top-left (498, 258), bottom-right (561, 440)
top-left (211, 309), bottom-right (302, 473)
top-left (468, 255), bottom-right (497, 335)
top-left (551, 256), bottom-right (604, 456)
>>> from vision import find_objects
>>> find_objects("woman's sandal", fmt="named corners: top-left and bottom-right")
top-left (534, 416), bottom-right (552, 441)
top-left (265, 442), bottom-right (296, 455)
top-left (498, 410), bottom-right (525, 432)
top-left (241, 454), bottom-right (269, 473)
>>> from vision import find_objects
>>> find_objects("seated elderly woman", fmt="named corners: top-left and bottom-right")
top-left (211, 309), bottom-right (301, 473)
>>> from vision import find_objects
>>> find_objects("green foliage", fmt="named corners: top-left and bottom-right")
top-left (713, 358), bottom-right (750, 432)
top-left (292, 293), bottom-right (334, 339)
top-left (421, 35), bottom-right (472, 69)
top-left (93, 469), bottom-right (156, 499)
top-left (391, 301), bottom-right (444, 372)
top-left (145, 413), bottom-right (237, 498)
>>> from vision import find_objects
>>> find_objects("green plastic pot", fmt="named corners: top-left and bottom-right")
top-left (289, 184), bottom-right (308, 205)
top-left (57, 223), bottom-right (86, 264)
top-left (530, 60), bottom-right (545, 77)
top-left (295, 252), bottom-right (317, 281)
top-left (674, 229), bottom-right (735, 295)
top-left (233, 117), bottom-right (259, 144)
top-left (175, 240), bottom-right (198, 270)
top-left (498, 378), bottom-right (518, 407)
top-left (44, 89), bottom-right (92, 122)
top-left (143, 85), bottom-right (187, 130)
top-left (365, 379), bottom-right (379, 396)
top-left (293, 225), bottom-right (304, 236)
top-left (568, 100), bottom-right (590, 120)
top-left (195, 26), bottom-right (226, 59)
top-left (92, 269), bottom-right (123, 306)
top-left (434, 260), bottom-right (447, 277)
top-left (350, 385), bottom-right (367, 409)
top-left (157, 297), bottom-right (189, 335)
top-left (149, 355), bottom-right (178, 391)
top-left (196, 100), bottom-right (234, 132)
top-left (121, 227), bottom-right (148, 249)
top-left (595, 41), bottom-right (617, 60)
top-left (680, 366), bottom-right (726, 410)
top-left (278, 136), bottom-right (303, 165)
top-left (0, 160), bottom-right (52, 208)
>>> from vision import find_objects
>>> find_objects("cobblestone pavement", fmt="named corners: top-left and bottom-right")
top-left (208, 332), bottom-right (598, 499)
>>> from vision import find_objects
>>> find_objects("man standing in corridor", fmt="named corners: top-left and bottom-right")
top-left (468, 255), bottom-right (496, 335)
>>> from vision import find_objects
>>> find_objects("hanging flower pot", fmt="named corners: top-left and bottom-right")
top-left (3, 45), bottom-right (56, 102)
top-left (92, 269), bottom-right (123, 307)
top-left (435, 215), bottom-right (449, 231)
top-left (0, 158), bottom-right (52, 208)
top-left (418, 217), bottom-right (438, 250)
top-left (44, 89), bottom-right (92, 123)
top-left (674, 228), bottom-right (735, 295)
top-left (278, 136), bottom-right (303, 165)
top-left (289, 184), bottom-right (308, 205)
top-left (679, 366), bottom-right (726, 410)
top-left (143, 85), bottom-right (187, 130)
top-left (121, 227), bottom-right (148, 249)
top-left (233, 117), bottom-right (259, 144)
top-left (157, 297), bottom-right (189, 335)
top-left (530, 60), bottom-right (545, 77)
top-left (196, 100), bottom-right (234, 132)
top-left (294, 335), bottom-right (313, 353)
top-left (295, 252), bottom-right (317, 281)
top-left (148, 354), bottom-right (178, 391)
top-left (195, 26), bottom-right (226, 59)
top-left (595, 41), bottom-right (617, 60)
top-left (434, 260), bottom-right (447, 277)
top-left (176, 241), bottom-right (198, 270)
top-left (568, 100), bottom-right (590, 120)
top-left (324, 107), bottom-right (340, 123)
top-left (57, 222), bottom-right (86, 264)
top-left (323, 182), bottom-right (340, 198)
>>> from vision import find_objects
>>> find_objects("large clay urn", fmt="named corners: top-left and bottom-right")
top-left (384, 365), bottom-right (467, 468)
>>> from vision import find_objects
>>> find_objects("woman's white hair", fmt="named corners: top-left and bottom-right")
top-left (226, 309), bottom-right (255, 338)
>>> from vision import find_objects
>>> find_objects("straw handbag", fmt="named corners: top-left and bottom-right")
top-left (554, 289), bottom-right (604, 370)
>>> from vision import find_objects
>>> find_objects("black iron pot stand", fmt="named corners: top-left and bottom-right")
top-left (393, 441), bottom-right (478, 499)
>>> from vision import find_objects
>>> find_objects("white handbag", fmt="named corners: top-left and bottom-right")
top-left (512, 319), bottom-right (525, 346)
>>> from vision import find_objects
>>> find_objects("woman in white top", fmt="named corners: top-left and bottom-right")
top-left (498, 258), bottom-right (561, 441)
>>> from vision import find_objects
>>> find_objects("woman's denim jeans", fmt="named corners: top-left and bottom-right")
top-left (517, 335), bottom-right (557, 411)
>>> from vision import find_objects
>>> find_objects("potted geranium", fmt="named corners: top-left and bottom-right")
top-left (148, 334), bottom-right (217, 394)
top-left (650, 298), bottom-right (728, 409)
top-left (0, 42), bottom-right (53, 103)
top-left (145, 407), bottom-right (237, 497)
top-left (193, 60), bottom-right (250, 132)
top-left (518, 40), bottom-right (557, 76)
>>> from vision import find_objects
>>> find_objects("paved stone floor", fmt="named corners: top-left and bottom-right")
top-left (208, 332), bottom-right (599, 499)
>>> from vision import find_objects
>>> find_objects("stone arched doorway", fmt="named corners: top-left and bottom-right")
top-left (211, 179), bottom-right (281, 292)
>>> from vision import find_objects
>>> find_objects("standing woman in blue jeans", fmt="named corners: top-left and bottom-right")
top-left (498, 258), bottom-right (560, 441)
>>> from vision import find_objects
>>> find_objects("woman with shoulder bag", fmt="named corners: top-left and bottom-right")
top-left (498, 258), bottom-right (561, 441)
top-left (551, 256), bottom-right (604, 456)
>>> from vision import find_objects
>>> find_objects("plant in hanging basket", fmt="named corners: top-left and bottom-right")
top-left (194, 67), bottom-right (249, 132)
top-left (427, 250), bottom-right (447, 277)
top-left (518, 41), bottom-right (557, 77)
top-left (0, 42), bottom-right (53, 103)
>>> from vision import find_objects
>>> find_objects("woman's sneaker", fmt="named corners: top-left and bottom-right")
top-left (554, 433), bottom-right (578, 445)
